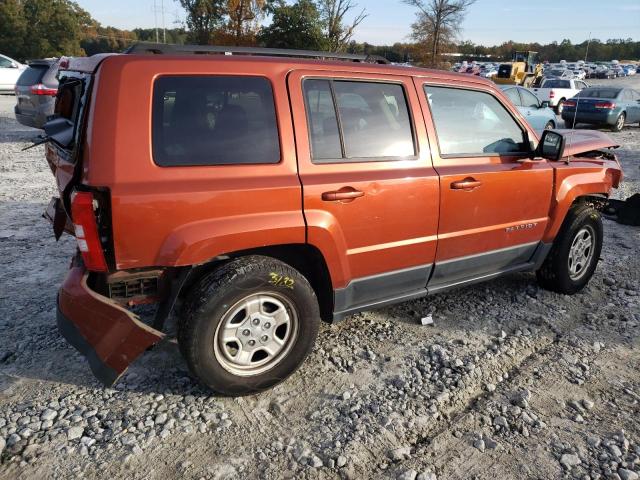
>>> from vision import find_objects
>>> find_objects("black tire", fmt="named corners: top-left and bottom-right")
top-left (555, 99), bottom-right (565, 115)
top-left (178, 255), bottom-right (320, 396)
top-left (544, 121), bottom-right (555, 130)
top-left (536, 203), bottom-right (603, 295)
top-left (611, 112), bottom-right (625, 132)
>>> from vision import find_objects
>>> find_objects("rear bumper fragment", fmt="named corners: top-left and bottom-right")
top-left (57, 257), bottom-right (165, 386)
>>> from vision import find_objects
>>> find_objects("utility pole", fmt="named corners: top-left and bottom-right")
top-left (161, 0), bottom-right (166, 43)
top-left (154, 0), bottom-right (159, 42)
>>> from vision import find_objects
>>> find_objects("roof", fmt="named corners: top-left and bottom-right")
top-left (62, 50), bottom-right (496, 88)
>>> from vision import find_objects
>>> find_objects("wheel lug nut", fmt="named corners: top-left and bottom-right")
top-left (252, 318), bottom-right (260, 326)
top-left (248, 340), bottom-right (256, 346)
top-left (261, 335), bottom-right (269, 342)
top-left (264, 322), bottom-right (271, 329)
top-left (242, 329), bottom-right (251, 336)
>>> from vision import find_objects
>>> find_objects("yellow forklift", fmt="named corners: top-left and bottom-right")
top-left (493, 51), bottom-right (544, 88)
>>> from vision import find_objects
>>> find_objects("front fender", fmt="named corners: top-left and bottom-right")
top-left (543, 167), bottom-right (620, 242)
top-left (156, 211), bottom-right (305, 266)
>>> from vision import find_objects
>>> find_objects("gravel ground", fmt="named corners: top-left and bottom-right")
top-left (0, 77), bottom-right (638, 480)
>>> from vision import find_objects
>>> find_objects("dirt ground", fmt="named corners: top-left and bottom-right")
top-left (0, 76), bottom-right (638, 480)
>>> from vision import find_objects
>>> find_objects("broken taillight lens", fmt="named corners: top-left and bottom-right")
top-left (70, 191), bottom-right (108, 272)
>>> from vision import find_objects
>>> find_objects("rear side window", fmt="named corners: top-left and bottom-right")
top-left (17, 66), bottom-right (48, 86)
top-left (303, 79), bottom-right (415, 162)
top-left (425, 86), bottom-right (526, 157)
top-left (152, 76), bottom-right (280, 166)
top-left (576, 88), bottom-right (620, 99)
top-left (542, 80), bottom-right (570, 88)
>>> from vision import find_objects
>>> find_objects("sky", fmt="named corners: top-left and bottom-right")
top-left (76, 0), bottom-right (640, 46)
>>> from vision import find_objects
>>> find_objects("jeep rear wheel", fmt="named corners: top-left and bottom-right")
top-left (179, 256), bottom-right (320, 396)
top-left (536, 204), bottom-right (603, 294)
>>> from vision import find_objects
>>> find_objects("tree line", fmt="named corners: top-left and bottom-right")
top-left (0, 0), bottom-right (638, 65)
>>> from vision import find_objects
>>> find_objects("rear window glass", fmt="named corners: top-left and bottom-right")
top-left (576, 89), bottom-right (621, 99)
top-left (152, 76), bottom-right (280, 167)
top-left (542, 80), bottom-right (570, 88)
top-left (17, 65), bottom-right (48, 86)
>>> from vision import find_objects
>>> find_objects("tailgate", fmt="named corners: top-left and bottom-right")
top-left (43, 73), bottom-right (93, 232)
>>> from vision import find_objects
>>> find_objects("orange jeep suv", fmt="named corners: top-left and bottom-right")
top-left (44, 44), bottom-right (623, 395)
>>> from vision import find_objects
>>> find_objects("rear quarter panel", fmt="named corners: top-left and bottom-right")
top-left (83, 56), bottom-right (304, 269)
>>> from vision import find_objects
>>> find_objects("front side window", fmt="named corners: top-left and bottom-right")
top-left (504, 88), bottom-right (521, 106)
top-left (520, 89), bottom-right (540, 108)
top-left (152, 76), bottom-right (280, 166)
top-left (0, 57), bottom-right (13, 68)
top-left (303, 79), bottom-right (415, 162)
top-left (425, 86), bottom-right (527, 157)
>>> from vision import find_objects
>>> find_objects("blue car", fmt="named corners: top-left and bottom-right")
top-left (562, 87), bottom-right (640, 132)
top-left (500, 85), bottom-right (559, 133)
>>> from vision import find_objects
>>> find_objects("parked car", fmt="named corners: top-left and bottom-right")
top-left (0, 53), bottom-right (27, 93)
top-left (47, 45), bottom-right (622, 395)
top-left (596, 68), bottom-right (616, 79)
top-left (622, 65), bottom-right (637, 76)
top-left (545, 68), bottom-right (573, 80)
top-left (562, 87), bottom-right (640, 132)
top-left (532, 78), bottom-right (589, 114)
top-left (571, 69), bottom-right (586, 80)
top-left (482, 68), bottom-right (498, 78)
top-left (14, 59), bottom-right (59, 129)
top-left (500, 85), bottom-right (559, 132)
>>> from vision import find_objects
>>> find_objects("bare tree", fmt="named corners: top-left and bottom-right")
top-left (404, 0), bottom-right (475, 67)
top-left (318, 0), bottom-right (368, 52)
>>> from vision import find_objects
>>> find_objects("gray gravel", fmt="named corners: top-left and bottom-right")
top-left (0, 76), bottom-right (638, 479)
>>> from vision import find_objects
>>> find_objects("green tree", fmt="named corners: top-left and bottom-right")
top-left (178, 0), bottom-right (226, 44)
top-left (258, 0), bottom-right (326, 50)
top-left (0, 0), bottom-right (92, 61)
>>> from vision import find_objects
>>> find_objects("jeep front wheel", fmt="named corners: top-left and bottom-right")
top-left (536, 204), bottom-right (603, 294)
top-left (178, 256), bottom-right (320, 396)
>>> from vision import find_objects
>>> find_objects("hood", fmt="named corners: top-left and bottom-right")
top-left (556, 129), bottom-right (620, 157)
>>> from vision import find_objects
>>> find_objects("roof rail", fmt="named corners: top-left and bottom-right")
top-left (124, 43), bottom-right (390, 65)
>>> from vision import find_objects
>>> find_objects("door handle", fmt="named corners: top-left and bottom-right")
top-left (321, 188), bottom-right (365, 202)
top-left (450, 178), bottom-right (482, 190)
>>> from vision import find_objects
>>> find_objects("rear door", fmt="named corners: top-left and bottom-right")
top-left (415, 79), bottom-right (554, 290)
top-left (288, 70), bottom-right (439, 314)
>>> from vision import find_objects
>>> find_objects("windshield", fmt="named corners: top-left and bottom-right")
top-left (576, 89), bottom-right (621, 99)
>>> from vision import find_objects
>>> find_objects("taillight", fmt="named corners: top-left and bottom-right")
top-left (70, 191), bottom-right (108, 272)
top-left (564, 100), bottom-right (577, 107)
top-left (549, 90), bottom-right (555, 98)
top-left (30, 83), bottom-right (58, 96)
top-left (595, 102), bottom-right (616, 109)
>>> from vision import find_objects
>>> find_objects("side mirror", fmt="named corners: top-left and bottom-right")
top-left (537, 130), bottom-right (565, 161)
top-left (540, 101), bottom-right (550, 108)
top-left (10, 62), bottom-right (19, 69)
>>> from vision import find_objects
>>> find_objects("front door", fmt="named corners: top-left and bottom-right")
top-left (288, 70), bottom-right (440, 315)
top-left (415, 79), bottom-right (554, 290)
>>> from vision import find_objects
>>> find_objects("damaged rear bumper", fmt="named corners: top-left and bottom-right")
top-left (57, 257), bottom-right (165, 386)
